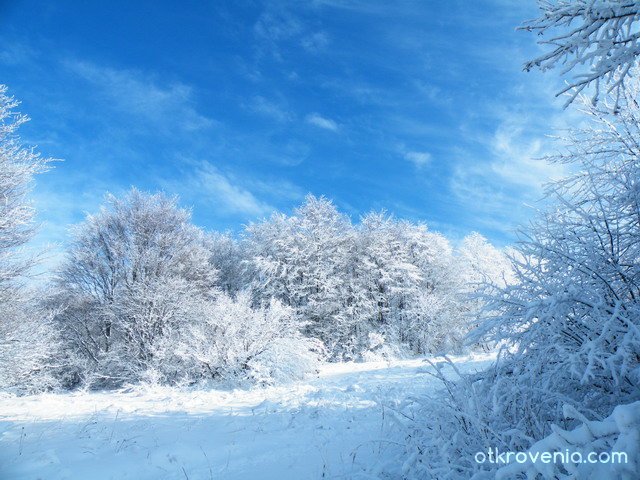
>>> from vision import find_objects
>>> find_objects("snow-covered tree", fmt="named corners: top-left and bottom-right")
top-left (356, 213), bottom-right (423, 330)
top-left (521, 0), bottom-right (640, 107)
top-left (0, 85), bottom-right (51, 298)
top-left (54, 188), bottom-right (322, 387)
top-left (0, 290), bottom-right (61, 394)
top-left (355, 213), bottom-right (465, 355)
top-left (0, 85), bottom-right (58, 393)
top-left (55, 188), bottom-right (218, 387)
top-left (246, 194), bottom-right (357, 359)
top-left (246, 197), bottom-right (498, 360)
top-left (453, 232), bottom-right (514, 350)
top-left (208, 231), bottom-right (248, 296)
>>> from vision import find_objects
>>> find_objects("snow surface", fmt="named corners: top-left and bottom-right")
top-left (0, 353), bottom-right (495, 479)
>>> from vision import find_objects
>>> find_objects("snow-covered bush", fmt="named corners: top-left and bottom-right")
top-left (175, 292), bottom-right (321, 385)
top-left (394, 84), bottom-right (640, 479)
top-left (247, 336), bottom-right (324, 384)
top-left (473, 86), bottom-right (640, 424)
top-left (497, 401), bottom-right (640, 480)
top-left (0, 293), bottom-right (62, 394)
top-left (385, 358), bottom-right (506, 480)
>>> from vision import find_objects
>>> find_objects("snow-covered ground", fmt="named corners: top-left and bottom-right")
top-left (0, 353), bottom-right (495, 479)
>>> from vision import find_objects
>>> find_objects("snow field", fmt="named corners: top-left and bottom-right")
top-left (0, 353), bottom-right (495, 480)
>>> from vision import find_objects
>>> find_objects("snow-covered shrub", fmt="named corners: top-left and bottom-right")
top-left (472, 86), bottom-right (640, 426)
top-left (247, 336), bottom-right (324, 384)
top-left (176, 292), bottom-right (320, 385)
top-left (360, 332), bottom-right (409, 361)
top-left (387, 364), bottom-right (640, 480)
top-left (497, 401), bottom-right (640, 480)
top-left (0, 294), bottom-right (62, 394)
top-left (376, 356), bottom-right (504, 480)
top-left (394, 85), bottom-right (640, 479)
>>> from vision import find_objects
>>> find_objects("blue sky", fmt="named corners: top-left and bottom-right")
top-left (1, 0), bottom-right (577, 263)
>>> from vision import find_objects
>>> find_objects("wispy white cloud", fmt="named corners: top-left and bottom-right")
top-left (164, 161), bottom-right (274, 217)
top-left (306, 113), bottom-right (338, 131)
top-left (253, 8), bottom-right (302, 61)
top-left (300, 31), bottom-right (330, 53)
top-left (0, 41), bottom-right (38, 66)
top-left (65, 60), bottom-right (214, 131)
top-left (244, 175), bottom-right (305, 203)
top-left (246, 95), bottom-right (292, 122)
top-left (253, 6), bottom-right (329, 59)
top-left (445, 100), bottom-right (577, 238)
top-left (404, 151), bottom-right (431, 168)
top-left (489, 122), bottom-right (566, 187)
top-left (254, 9), bottom-right (303, 43)
top-left (271, 139), bottom-right (310, 166)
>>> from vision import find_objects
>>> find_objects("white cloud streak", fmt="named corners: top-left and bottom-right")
top-left (404, 151), bottom-right (431, 168)
top-left (166, 162), bottom-right (274, 217)
top-left (247, 95), bottom-right (292, 122)
top-left (306, 113), bottom-right (338, 131)
top-left (66, 60), bottom-right (213, 131)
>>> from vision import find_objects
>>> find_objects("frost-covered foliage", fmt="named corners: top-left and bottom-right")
top-left (208, 231), bottom-right (248, 296)
top-left (0, 291), bottom-right (62, 394)
top-left (246, 195), bottom-right (357, 358)
top-left (497, 401), bottom-right (640, 480)
top-left (521, 0), bottom-right (640, 107)
top-left (356, 213), bottom-right (456, 355)
top-left (246, 195), bottom-right (511, 361)
top-left (387, 358), bottom-right (510, 479)
top-left (0, 85), bottom-right (56, 394)
top-left (395, 86), bottom-right (640, 479)
top-left (54, 189), bottom-right (218, 387)
top-left (0, 85), bottom-right (51, 295)
top-left (53, 189), bottom-right (320, 389)
top-left (474, 87), bottom-right (640, 421)
top-left (173, 292), bottom-right (322, 385)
